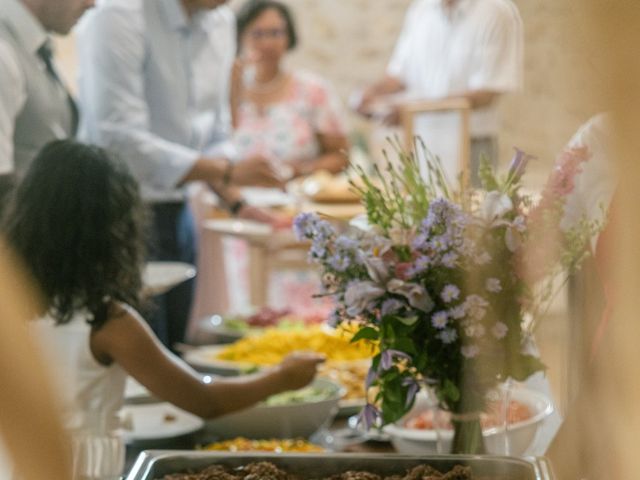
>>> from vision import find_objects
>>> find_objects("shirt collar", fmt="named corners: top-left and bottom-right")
top-left (1, 0), bottom-right (49, 55)
top-left (439, 0), bottom-right (472, 21)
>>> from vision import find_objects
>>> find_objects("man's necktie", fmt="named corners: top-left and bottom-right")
top-left (37, 42), bottom-right (79, 135)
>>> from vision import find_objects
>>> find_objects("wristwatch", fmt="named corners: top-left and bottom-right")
top-left (229, 199), bottom-right (246, 216)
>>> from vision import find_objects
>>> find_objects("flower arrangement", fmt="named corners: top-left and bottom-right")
top-left (293, 140), bottom-right (601, 453)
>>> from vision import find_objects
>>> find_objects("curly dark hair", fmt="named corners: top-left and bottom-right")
top-left (236, 0), bottom-right (298, 51)
top-left (2, 140), bottom-right (148, 328)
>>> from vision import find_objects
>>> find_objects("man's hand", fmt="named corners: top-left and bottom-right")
top-left (231, 155), bottom-right (285, 188)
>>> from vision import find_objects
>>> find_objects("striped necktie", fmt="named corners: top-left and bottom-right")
top-left (37, 42), bottom-right (79, 136)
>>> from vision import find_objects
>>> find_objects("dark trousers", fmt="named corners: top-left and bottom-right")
top-left (147, 201), bottom-right (197, 351)
top-left (0, 173), bottom-right (15, 219)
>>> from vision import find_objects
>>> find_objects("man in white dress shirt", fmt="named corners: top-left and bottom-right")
top-left (0, 0), bottom-right (94, 208)
top-left (357, 0), bottom-right (523, 185)
top-left (77, 0), bottom-right (283, 349)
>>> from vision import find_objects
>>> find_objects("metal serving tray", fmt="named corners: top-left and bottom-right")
top-left (125, 451), bottom-right (555, 480)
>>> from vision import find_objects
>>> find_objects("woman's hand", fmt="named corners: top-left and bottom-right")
top-left (275, 352), bottom-right (326, 391)
top-left (238, 204), bottom-right (292, 229)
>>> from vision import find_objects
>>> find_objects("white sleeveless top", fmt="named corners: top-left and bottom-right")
top-left (31, 311), bottom-right (127, 480)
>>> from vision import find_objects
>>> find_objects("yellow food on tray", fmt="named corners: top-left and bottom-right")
top-left (202, 437), bottom-right (324, 453)
top-left (214, 326), bottom-right (376, 366)
top-left (317, 361), bottom-right (368, 401)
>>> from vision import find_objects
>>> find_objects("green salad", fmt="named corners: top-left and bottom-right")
top-left (265, 386), bottom-right (336, 406)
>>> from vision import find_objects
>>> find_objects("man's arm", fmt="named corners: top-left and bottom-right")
top-left (77, 7), bottom-right (281, 189)
top-left (0, 40), bottom-right (27, 175)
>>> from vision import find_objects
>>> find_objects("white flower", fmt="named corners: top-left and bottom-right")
top-left (481, 191), bottom-right (514, 223)
top-left (475, 251), bottom-right (492, 266)
top-left (363, 256), bottom-right (389, 284)
top-left (461, 345), bottom-right (480, 359)
top-left (439, 329), bottom-right (458, 344)
top-left (465, 324), bottom-right (486, 338)
top-left (441, 284), bottom-right (461, 303)
top-left (344, 281), bottom-right (385, 317)
top-left (485, 278), bottom-right (502, 293)
top-left (448, 304), bottom-right (467, 320)
top-left (387, 279), bottom-right (434, 313)
top-left (388, 226), bottom-right (414, 246)
top-left (491, 322), bottom-right (509, 339)
top-left (464, 295), bottom-right (489, 321)
top-left (431, 311), bottom-right (448, 329)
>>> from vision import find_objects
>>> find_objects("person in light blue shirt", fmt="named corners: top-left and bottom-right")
top-left (77, 0), bottom-right (283, 350)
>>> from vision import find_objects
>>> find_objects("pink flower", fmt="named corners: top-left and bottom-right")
top-left (395, 262), bottom-right (413, 280)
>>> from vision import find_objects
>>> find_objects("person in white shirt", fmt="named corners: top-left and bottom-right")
top-left (355, 0), bottom-right (523, 185)
top-left (0, 0), bottom-right (93, 209)
top-left (77, 0), bottom-right (285, 350)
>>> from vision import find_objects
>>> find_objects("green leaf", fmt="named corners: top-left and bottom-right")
top-left (443, 379), bottom-right (461, 403)
top-left (396, 315), bottom-right (418, 326)
top-left (350, 326), bottom-right (379, 343)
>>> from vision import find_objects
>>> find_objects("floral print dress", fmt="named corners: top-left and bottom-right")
top-left (233, 70), bottom-right (347, 165)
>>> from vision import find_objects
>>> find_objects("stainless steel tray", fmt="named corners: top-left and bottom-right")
top-left (125, 451), bottom-right (555, 480)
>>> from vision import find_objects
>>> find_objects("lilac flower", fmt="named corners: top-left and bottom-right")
top-left (402, 377), bottom-right (420, 409)
top-left (441, 284), bottom-right (460, 303)
top-left (365, 367), bottom-right (378, 389)
top-left (408, 255), bottom-right (432, 276)
top-left (335, 235), bottom-right (359, 251)
top-left (358, 403), bottom-right (381, 431)
top-left (439, 329), bottom-right (458, 344)
top-left (380, 349), bottom-right (412, 371)
top-left (485, 278), bottom-right (502, 293)
top-left (461, 344), bottom-right (480, 359)
top-left (412, 233), bottom-right (429, 251)
top-left (381, 298), bottom-right (404, 316)
top-left (431, 311), bottom-right (448, 329)
top-left (441, 252), bottom-right (459, 268)
top-left (491, 322), bottom-right (509, 339)
top-left (329, 254), bottom-right (351, 272)
top-left (508, 147), bottom-right (536, 182)
top-left (293, 212), bottom-right (316, 239)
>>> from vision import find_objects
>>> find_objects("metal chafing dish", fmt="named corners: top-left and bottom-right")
top-left (125, 451), bottom-right (555, 480)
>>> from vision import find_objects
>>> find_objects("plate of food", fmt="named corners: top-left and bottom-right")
top-left (120, 403), bottom-right (204, 443)
top-left (184, 326), bottom-right (372, 413)
top-left (143, 261), bottom-right (196, 296)
top-left (196, 307), bottom-right (328, 344)
top-left (205, 378), bottom-right (344, 439)
top-left (201, 437), bottom-right (324, 453)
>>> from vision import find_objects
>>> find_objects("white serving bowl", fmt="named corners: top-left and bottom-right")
top-left (385, 387), bottom-right (553, 455)
top-left (205, 378), bottom-right (344, 439)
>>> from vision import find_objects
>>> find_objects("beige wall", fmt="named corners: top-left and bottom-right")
top-left (58, 0), bottom-right (598, 187)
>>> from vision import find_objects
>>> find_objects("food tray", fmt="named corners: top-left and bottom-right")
top-left (125, 451), bottom-right (555, 480)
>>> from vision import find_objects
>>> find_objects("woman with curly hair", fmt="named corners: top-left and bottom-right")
top-left (2, 140), bottom-right (323, 480)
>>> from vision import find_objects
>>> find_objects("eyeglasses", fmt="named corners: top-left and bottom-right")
top-left (247, 28), bottom-right (288, 40)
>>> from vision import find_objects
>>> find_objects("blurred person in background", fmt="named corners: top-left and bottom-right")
top-left (0, 245), bottom-right (73, 480)
top-left (2, 139), bottom-right (324, 480)
top-left (77, 0), bottom-right (288, 351)
top-left (232, 0), bottom-right (349, 179)
top-left (0, 0), bottom-right (94, 210)
top-left (354, 0), bottom-right (523, 185)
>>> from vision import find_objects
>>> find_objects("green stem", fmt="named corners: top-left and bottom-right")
top-left (451, 418), bottom-right (487, 454)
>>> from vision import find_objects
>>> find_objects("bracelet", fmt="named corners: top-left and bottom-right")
top-left (222, 159), bottom-right (234, 186)
top-left (229, 199), bottom-right (246, 216)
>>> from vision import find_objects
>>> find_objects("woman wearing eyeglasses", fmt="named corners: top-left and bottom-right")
top-left (232, 0), bottom-right (349, 180)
